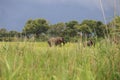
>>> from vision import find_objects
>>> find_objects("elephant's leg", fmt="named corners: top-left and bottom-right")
top-left (48, 41), bottom-right (52, 47)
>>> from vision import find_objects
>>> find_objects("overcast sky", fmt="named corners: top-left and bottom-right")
top-left (0, 0), bottom-right (117, 31)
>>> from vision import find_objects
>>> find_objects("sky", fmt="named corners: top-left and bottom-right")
top-left (0, 0), bottom-right (117, 32)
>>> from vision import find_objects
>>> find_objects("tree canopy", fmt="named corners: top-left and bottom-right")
top-left (23, 18), bottom-right (49, 37)
top-left (1, 16), bottom-right (120, 42)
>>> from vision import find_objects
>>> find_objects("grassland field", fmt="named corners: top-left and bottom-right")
top-left (0, 40), bottom-right (120, 80)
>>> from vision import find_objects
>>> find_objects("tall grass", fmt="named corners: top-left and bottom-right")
top-left (0, 40), bottom-right (120, 80)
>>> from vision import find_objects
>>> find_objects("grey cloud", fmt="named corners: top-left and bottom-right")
top-left (0, 0), bottom-right (115, 31)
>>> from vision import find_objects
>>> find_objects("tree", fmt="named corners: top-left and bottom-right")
top-left (48, 22), bottom-right (66, 37)
top-left (108, 16), bottom-right (120, 39)
top-left (66, 20), bottom-right (79, 29)
top-left (95, 21), bottom-right (106, 37)
top-left (9, 30), bottom-right (19, 37)
top-left (81, 20), bottom-right (97, 33)
top-left (0, 28), bottom-right (8, 37)
top-left (109, 16), bottom-right (120, 34)
top-left (65, 20), bottom-right (79, 37)
top-left (80, 20), bottom-right (106, 38)
top-left (23, 18), bottom-right (49, 38)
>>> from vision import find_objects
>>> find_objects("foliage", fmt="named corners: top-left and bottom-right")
top-left (23, 18), bottom-right (49, 38)
top-left (80, 20), bottom-right (106, 38)
top-left (0, 28), bottom-right (20, 41)
top-left (47, 22), bottom-right (66, 37)
top-left (108, 16), bottom-right (120, 37)
top-left (1, 16), bottom-right (120, 42)
top-left (65, 20), bottom-right (79, 37)
top-left (0, 28), bottom-right (8, 37)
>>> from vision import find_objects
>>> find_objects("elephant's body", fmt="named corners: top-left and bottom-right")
top-left (83, 40), bottom-right (95, 47)
top-left (48, 37), bottom-right (65, 47)
top-left (87, 40), bottom-right (94, 46)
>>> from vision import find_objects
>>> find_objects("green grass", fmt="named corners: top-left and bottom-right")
top-left (0, 40), bottom-right (120, 80)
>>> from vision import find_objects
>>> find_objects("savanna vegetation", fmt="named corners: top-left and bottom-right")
top-left (0, 40), bottom-right (120, 80)
top-left (0, 16), bottom-right (120, 80)
top-left (1, 16), bottom-right (120, 42)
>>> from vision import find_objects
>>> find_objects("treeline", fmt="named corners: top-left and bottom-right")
top-left (0, 28), bottom-right (21, 41)
top-left (0, 16), bottom-right (120, 42)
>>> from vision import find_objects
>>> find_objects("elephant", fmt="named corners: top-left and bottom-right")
top-left (48, 37), bottom-right (65, 47)
top-left (87, 40), bottom-right (95, 46)
top-left (83, 40), bottom-right (95, 47)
